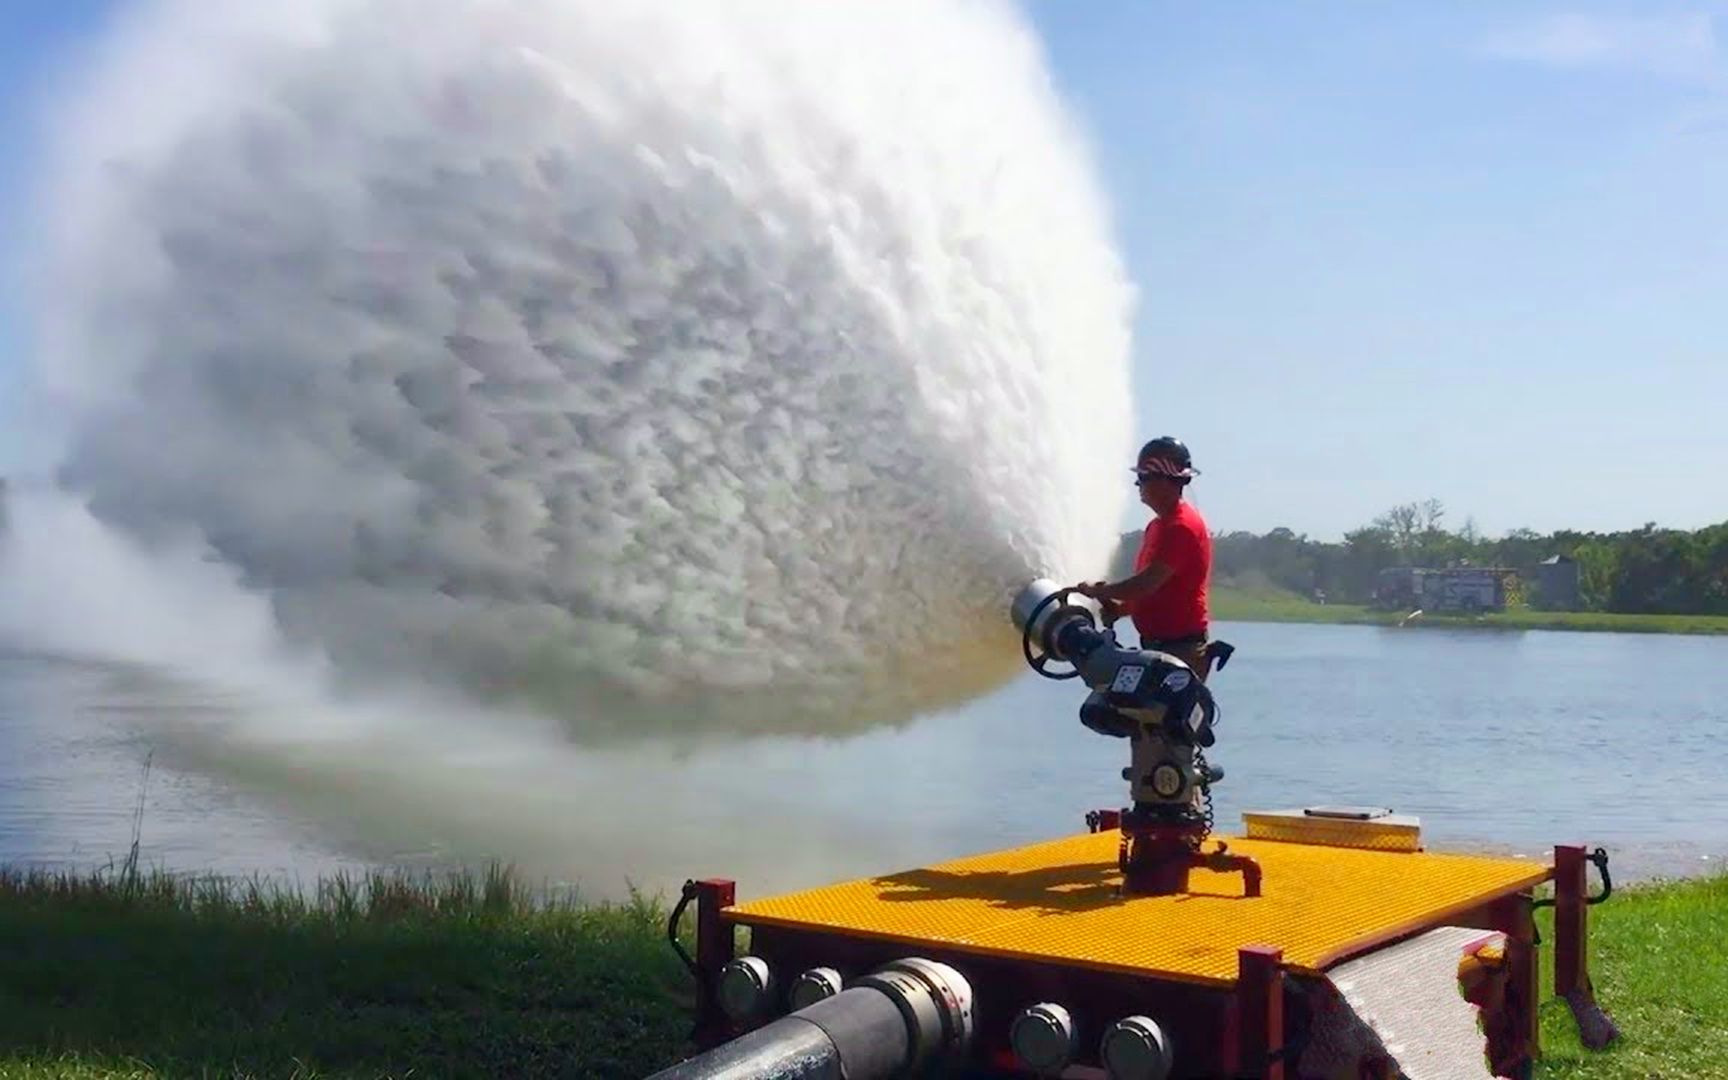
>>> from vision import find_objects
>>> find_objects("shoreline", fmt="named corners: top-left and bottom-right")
top-left (1212, 587), bottom-right (1728, 637)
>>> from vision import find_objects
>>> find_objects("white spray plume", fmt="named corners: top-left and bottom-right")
top-left (16, 0), bottom-right (1134, 737)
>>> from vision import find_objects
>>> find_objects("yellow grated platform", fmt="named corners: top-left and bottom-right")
top-left (726, 832), bottom-right (1549, 987)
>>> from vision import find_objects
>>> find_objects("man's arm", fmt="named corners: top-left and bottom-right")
top-left (1077, 518), bottom-right (1202, 613)
top-left (1076, 560), bottom-right (1173, 607)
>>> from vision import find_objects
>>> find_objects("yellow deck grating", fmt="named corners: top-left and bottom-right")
top-left (726, 832), bottom-right (1549, 987)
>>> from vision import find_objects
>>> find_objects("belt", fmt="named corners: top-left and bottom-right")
top-left (1144, 632), bottom-right (1209, 652)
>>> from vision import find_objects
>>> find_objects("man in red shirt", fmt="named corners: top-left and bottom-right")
top-left (1076, 437), bottom-right (1214, 679)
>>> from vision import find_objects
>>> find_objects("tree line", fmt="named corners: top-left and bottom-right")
top-left (1205, 500), bottom-right (1728, 615)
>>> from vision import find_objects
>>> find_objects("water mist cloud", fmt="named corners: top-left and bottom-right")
top-left (21, 0), bottom-right (1134, 736)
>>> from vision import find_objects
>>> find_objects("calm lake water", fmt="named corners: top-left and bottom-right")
top-left (2, 621), bottom-right (1724, 899)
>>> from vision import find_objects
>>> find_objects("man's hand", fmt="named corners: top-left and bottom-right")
top-left (1071, 582), bottom-right (1123, 624)
top-left (1071, 580), bottom-right (1126, 622)
top-left (1073, 580), bottom-right (1115, 602)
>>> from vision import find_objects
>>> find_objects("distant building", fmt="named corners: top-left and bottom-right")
top-left (1532, 554), bottom-right (1580, 611)
top-left (1373, 566), bottom-right (1514, 613)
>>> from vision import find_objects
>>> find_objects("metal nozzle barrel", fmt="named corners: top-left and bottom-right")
top-left (1012, 578), bottom-right (1106, 670)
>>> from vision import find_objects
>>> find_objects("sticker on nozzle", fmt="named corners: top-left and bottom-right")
top-left (1110, 665), bottom-right (1146, 693)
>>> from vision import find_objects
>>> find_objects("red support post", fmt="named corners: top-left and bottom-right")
top-left (1554, 845), bottom-right (1587, 997)
top-left (693, 878), bottom-right (736, 1046)
top-left (1553, 845), bottom-right (1620, 1049)
top-left (1237, 945), bottom-right (1286, 1079)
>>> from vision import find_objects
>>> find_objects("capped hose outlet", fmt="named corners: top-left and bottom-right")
top-left (1010, 1002), bottom-right (1078, 1075)
top-left (716, 956), bottom-right (774, 1022)
top-left (788, 966), bottom-right (844, 1010)
top-left (1100, 1015), bottom-right (1173, 1080)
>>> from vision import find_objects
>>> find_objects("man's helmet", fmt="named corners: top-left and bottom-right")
top-left (1135, 436), bottom-right (1199, 480)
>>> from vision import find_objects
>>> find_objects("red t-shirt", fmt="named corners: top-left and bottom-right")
top-left (1128, 500), bottom-right (1211, 641)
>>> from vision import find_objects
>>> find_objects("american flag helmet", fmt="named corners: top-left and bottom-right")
top-left (1133, 436), bottom-right (1199, 480)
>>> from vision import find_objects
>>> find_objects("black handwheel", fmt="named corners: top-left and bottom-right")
top-left (1021, 587), bottom-right (1086, 681)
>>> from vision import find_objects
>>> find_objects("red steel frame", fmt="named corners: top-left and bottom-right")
top-left (1554, 845), bottom-right (1591, 999)
top-left (692, 878), bottom-right (736, 1048)
top-left (687, 843), bottom-right (1606, 1078)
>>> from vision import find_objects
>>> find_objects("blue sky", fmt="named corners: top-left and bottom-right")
top-left (0, 0), bottom-right (110, 469)
top-left (0, 0), bottom-right (112, 261)
top-left (1026, 1), bottom-right (1728, 539)
top-left (2, 2), bottom-right (1724, 540)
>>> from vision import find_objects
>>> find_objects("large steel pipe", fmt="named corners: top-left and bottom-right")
top-left (646, 958), bottom-right (973, 1080)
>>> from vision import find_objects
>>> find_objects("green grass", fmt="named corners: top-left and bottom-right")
top-left (1212, 584), bottom-right (1728, 636)
top-left (0, 863), bottom-right (1722, 1078)
top-left (1534, 872), bottom-right (1728, 1079)
top-left (0, 865), bottom-right (693, 1080)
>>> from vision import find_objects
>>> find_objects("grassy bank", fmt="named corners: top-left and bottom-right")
top-left (1212, 584), bottom-right (1728, 636)
top-left (0, 865), bottom-right (692, 1079)
top-left (1534, 871), bottom-right (1728, 1078)
top-left (1, 864), bottom-right (1722, 1078)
